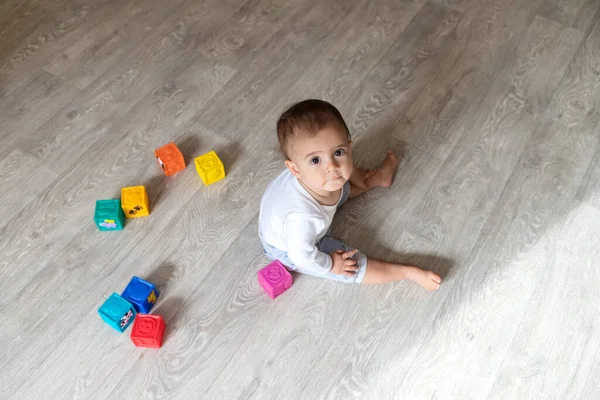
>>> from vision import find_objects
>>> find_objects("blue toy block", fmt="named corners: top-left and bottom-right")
top-left (98, 293), bottom-right (136, 332)
top-left (121, 276), bottom-right (159, 314)
top-left (94, 199), bottom-right (125, 231)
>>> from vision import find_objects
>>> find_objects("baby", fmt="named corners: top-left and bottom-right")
top-left (258, 99), bottom-right (441, 290)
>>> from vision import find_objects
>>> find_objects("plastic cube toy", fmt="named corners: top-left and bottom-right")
top-left (257, 260), bottom-right (293, 299)
top-left (121, 185), bottom-right (149, 219)
top-left (98, 293), bottom-right (137, 332)
top-left (121, 276), bottom-right (159, 314)
top-left (194, 151), bottom-right (225, 185)
top-left (130, 314), bottom-right (166, 348)
top-left (94, 199), bottom-right (125, 231)
top-left (155, 142), bottom-right (186, 176)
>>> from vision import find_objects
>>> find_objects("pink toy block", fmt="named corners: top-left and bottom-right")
top-left (257, 260), bottom-right (292, 299)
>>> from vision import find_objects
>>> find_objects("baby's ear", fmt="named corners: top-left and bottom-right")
top-left (285, 159), bottom-right (301, 177)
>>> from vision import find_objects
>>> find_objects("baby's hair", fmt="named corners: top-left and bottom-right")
top-left (276, 99), bottom-right (351, 159)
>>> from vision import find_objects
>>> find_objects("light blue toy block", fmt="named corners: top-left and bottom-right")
top-left (98, 293), bottom-right (136, 332)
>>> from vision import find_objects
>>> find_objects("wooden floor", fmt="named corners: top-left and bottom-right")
top-left (1, 0), bottom-right (599, 398)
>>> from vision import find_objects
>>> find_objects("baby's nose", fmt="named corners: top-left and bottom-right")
top-left (326, 159), bottom-right (339, 169)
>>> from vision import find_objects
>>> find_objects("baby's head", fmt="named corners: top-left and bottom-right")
top-left (277, 99), bottom-right (353, 195)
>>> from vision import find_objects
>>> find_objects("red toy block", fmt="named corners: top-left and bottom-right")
top-left (154, 142), bottom-right (186, 176)
top-left (130, 314), bottom-right (166, 348)
top-left (257, 260), bottom-right (293, 299)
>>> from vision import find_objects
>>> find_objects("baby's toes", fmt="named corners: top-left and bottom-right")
top-left (429, 272), bottom-right (442, 284)
top-left (427, 273), bottom-right (441, 290)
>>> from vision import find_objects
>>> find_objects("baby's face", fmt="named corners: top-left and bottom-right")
top-left (285, 126), bottom-right (353, 195)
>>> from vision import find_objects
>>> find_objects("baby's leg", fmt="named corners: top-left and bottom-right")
top-left (349, 166), bottom-right (375, 188)
top-left (362, 257), bottom-right (442, 291)
top-left (365, 151), bottom-right (399, 189)
top-left (348, 167), bottom-right (376, 198)
top-left (348, 180), bottom-right (370, 198)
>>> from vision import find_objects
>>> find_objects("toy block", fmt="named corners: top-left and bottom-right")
top-left (121, 276), bottom-right (160, 314)
top-left (130, 314), bottom-right (166, 348)
top-left (98, 293), bottom-right (136, 332)
top-left (154, 142), bottom-right (186, 176)
top-left (194, 151), bottom-right (225, 185)
top-left (257, 260), bottom-right (293, 299)
top-left (94, 199), bottom-right (125, 231)
top-left (121, 185), bottom-right (149, 218)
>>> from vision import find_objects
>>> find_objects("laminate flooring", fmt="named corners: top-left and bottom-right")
top-left (1, 0), bottom-right (599, 398)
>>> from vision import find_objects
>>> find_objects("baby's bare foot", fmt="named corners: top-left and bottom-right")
top-left (366, 151), bottom-right (399, 188)
top-left (361, 168), bottom-right (376, 179)
top-left (405, 266), bottom-right (442, 291)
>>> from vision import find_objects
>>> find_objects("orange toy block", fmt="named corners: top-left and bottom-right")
top-left (194, 151), bottom-right (225, 185)
top-left (121, 186), bottom-right (150, 218)
top-left (154, 142), bottom-right (186, 176)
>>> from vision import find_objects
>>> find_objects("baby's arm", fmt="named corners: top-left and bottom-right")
top-left (284, 217), bottom-right (358, 276)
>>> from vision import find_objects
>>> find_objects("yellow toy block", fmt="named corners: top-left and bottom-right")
top-left (195, 151), bottom-right (225, 185)
top-left (121, 186), bottom-right (150, 219)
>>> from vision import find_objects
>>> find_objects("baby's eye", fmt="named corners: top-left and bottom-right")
top-left (334, 149), bottom-right (346, 157)
top-left (310, 157), bottom-right (320, 165)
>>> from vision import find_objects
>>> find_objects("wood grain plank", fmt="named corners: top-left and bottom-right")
top-left (294, 233), bottom-right (457, 400)
top-left (487, 201), bottom-right (600, 400)
top-left (5, 170), bottom-right (203, 399)
top-left (43, 0), bottom-right (245, 91)
top-left (339, 2), bottom-right (461, 143)
top-left (581, 346), bottom-right (600, 400)
top-left (576, 140), bottom-right (600, 210)
top-left (0, 1), bottom-right (51, 53)
top-left (0, 61), bottom-right (235, 300)
top-left (196, 0), bottom-right (311, 67)
top-left (0, 70), bottom-right (80, 160)
top-left (103, 217), bottom-right (281, 399)
top-left (198, 0), bottom-right (360, 142)
top-left (19, 0), bottom-right (243, 176)
top-left (394, 4), bottom-right (578, 160)
top-left (0, 0), bottom-right (74, 52)
top-left (392, 0), bottom-right (498, 160)
top-left (0, 0), bottom-right (126, 97)
top-left (0, 59), bottom-right (236, 301)
top-left (404, 106), bottom-right (536, 259)
top-left (1, 0), bottom-right (599, 398)
top-left (286, 0), bottom-right (427, 105)
top-left (43, 0), bottom-right (186, 90)
top-left (431, 0), bottom-right (469, 12)
top-left (404, 15), bottom-right (583, 259)
top-left (546, 10), bottom-right (600, 131)
top-left (2, 62), bottom-right (236, 398)
top-left (537, 0), bottom-right (599, 31)
top-left (334, 139), bottom-right (445, 258)
top-left (394, 119), bottom-right (598, 399)
top-left (503, 16), bottom-right (584, 114)
top-left (8, 106), bottom-right (281, 398)
top-left (0, 149), bottom-right (58, 230)
top-left (76, 133), bottom-right (288, 397)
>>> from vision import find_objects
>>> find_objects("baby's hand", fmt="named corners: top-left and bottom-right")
top-left (330, 249), bottom-right (359, 276)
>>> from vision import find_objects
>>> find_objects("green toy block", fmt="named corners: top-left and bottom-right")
top-left (94, 199), bottom-right (125, 231)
